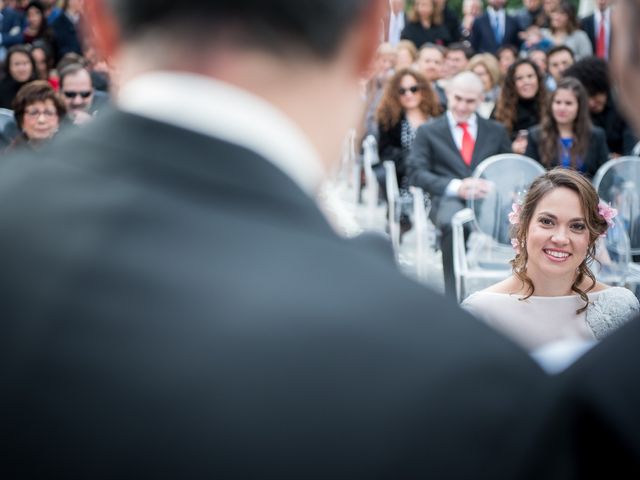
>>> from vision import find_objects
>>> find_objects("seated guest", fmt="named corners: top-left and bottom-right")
top-left (362, 43), bottom-right (396, 137)
top-left (59, 63), bottom-right (107, 126)
top-left (540, 1), bottom-right (592, 61)
top-left (7, 79), bottom-right (65, 152)
top-left (470, 0), bottom-right (521, 55)
top-left (401, 0), bottom-right (452, 48)
top-left (438, 42), bottom-right (473, 94)
top-left (463, 168), bottom-right (638, 351)
top-left (0, 45), bottom-right (38, 109)
top-left (416, 43), bottom-right (447, 107)
top-left (395, 40), bottom-right (418, 69)
top-left (21, 1), bottom-right (54, 47)
top-left (466, 53), bottom-right (501, 117)
top-left (375, 68), bottom-right (441, 188)
top-left (51, 0), bottom-right (84, 63)
top-left (492, 58), bottom-right (547, 153)
top-left (524, 77), bottom-right (608, 178)
top-left (545, 45), bottom-right (574, 91)
top-left (563, 56), bottom-right (630, 157)
top-left (496, 44), bottom-right (518, 78)
top-left (407, 71), bottom-right (512, 297)
top-left (30, 39), bottom-right (56, 86)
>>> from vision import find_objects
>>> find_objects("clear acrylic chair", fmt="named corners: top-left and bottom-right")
top-left (453, 154), bottom-right (545, 302)
top-left (592, 156), bottom-right (640, 287)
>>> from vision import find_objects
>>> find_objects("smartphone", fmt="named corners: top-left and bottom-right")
top-left (516, 130), bottom-right (528, 140)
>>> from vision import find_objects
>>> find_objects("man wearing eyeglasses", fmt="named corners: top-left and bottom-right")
top-left (59, 63), bottom-right (96, 125)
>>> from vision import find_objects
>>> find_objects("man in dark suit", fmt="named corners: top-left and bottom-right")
top-left (470, 0), bottom-right (521, 55)
top-left (0, 1), bottom-right (574, 478)
top-left (580, 0), bottom-right (612, 60)
top-left (407, 71), bottom-right (512, 297)
top-left (0, 0), bottom-right (24, 54)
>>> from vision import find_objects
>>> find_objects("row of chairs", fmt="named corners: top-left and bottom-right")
top-left (340, 135), bottom-right (640, 303)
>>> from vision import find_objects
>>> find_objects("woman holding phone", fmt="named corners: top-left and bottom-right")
top-left (524, 77), bottom-right (608, 178)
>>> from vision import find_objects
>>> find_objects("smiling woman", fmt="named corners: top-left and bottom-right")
top-left (7, 80), bottom-right (66, 152)
top-left (462, 168), bottom-right (639, 352)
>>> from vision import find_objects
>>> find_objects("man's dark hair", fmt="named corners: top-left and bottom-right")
top-left (107, 0), bottom-right (369, 59)
top-left (563, 56), bottom-right (609, 96)
top-left (446, 42), bottom-right (473, 59)
top-left (546, 45), bottom-right (575, 61)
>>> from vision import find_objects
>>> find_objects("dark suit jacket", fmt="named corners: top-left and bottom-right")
top-left (580, 13), bottom-right (612, 58)
top-left (51, 12), bottom-right (83, 62)
top-left (0, 7), bottom-right (25, 48)
top-left (524, 125), bottom-right (609, 178)
top-left (470, 12), bottom-right (521, 54)
top-left (0, 109), bottom-right (569, 479)
top-left (406, 114), bottom-right (512, 204)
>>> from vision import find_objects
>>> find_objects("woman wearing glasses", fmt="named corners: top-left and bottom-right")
top-left (375, 67), bottom-right (441, 188)
top-left (7, 80), bottom-right (66, 152)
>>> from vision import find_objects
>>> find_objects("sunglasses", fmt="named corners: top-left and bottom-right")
top-left (398, 85), bottom-right (421, 96)
top-left (62, 90), bottom-right (92, 99)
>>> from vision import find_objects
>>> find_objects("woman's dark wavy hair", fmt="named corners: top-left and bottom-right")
top-left (376, 68), bottom-right (441, 131)
top-left (493, 58), bottom-right (547, 135)
top-left (108, 0), bottom-right (370, 59)
top-left (510, 168), bottom-right (608, 313)
top-left (538, 77), bottom-right (592, 170)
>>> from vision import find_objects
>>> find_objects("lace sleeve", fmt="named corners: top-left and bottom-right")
top-left (585, 287), bottom-right (640, 340)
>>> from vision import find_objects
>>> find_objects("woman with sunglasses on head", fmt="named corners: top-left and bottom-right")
top-left (525, 77), bottom-right (608, 178)
top-left (375, 67), bottom-right (441, 187)
top-left (6, 80), bottom-right (66, 152)
top-left (462, 168), bottom-right (638, 354)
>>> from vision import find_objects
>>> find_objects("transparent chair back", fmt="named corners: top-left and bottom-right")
top-left (384, 160), bottom-right (400, 247)
top-left (393, 187), bottom-right (438, 287)
top-left (592, 156), bottom-right (640, 285)
top-left (467, 154), bottom-right (545, 269)
top-left (593, 157), bottom-right (640, 256)
top-left (592, 215), bottom-right (633, 285)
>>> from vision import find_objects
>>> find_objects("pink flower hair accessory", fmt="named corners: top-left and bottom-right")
top-left (508, 202), bottom-right (522, 225)
top-left (510, 238), bottom-right (521, 254)
top-left (598, 201), bottom-right (618, 238)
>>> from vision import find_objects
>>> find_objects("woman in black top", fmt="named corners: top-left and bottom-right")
top-left (492, 58), bottom-right (547, 153)
top-left (375, 68), bottom-right (441, 188)
top-left (0, 46), bottom-right (38, 109)
top-left (401, 0), bottom-right (452, 48)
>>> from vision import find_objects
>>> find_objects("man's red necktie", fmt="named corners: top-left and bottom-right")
top-left (458, 122), bottom-right (475, 166)
top-left (596, 17), bottom-right (606, 58)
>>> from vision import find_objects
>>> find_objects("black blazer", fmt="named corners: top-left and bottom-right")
top-left (400, 21), bottom-right (452, 48)
top-left (470, 12), bottom-right (521, 54)
top-left (406, 114), bottom-right (512, 202)
top-left (0, 109), bottom-right (568, 478)
top-left (580, 14), bottom-right (612, 58)
top-left (524, 125), bottom-right (609, 178)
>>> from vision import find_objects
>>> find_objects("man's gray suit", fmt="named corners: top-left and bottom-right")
top-left (407, 114), bottom-right (512, 296)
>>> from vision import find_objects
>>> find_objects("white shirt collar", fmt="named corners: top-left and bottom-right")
top-left (446, 111), bottom-right (477, 130)
top-left (117, 71), bottom-right (325, 196)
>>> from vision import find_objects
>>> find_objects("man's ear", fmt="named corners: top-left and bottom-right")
top-left (83, 0), bottom-right (121, 63)
top-left (350, 0), bottom-right (387, 76)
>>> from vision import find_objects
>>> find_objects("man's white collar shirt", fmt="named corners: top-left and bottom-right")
top-left (117, 71), bottom-right (325, 197)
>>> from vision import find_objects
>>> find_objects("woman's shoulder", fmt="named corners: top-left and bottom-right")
top-left (589, 125), bottom-right (607, 139)
top-left (586, 286), bottom-right (640, 340)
